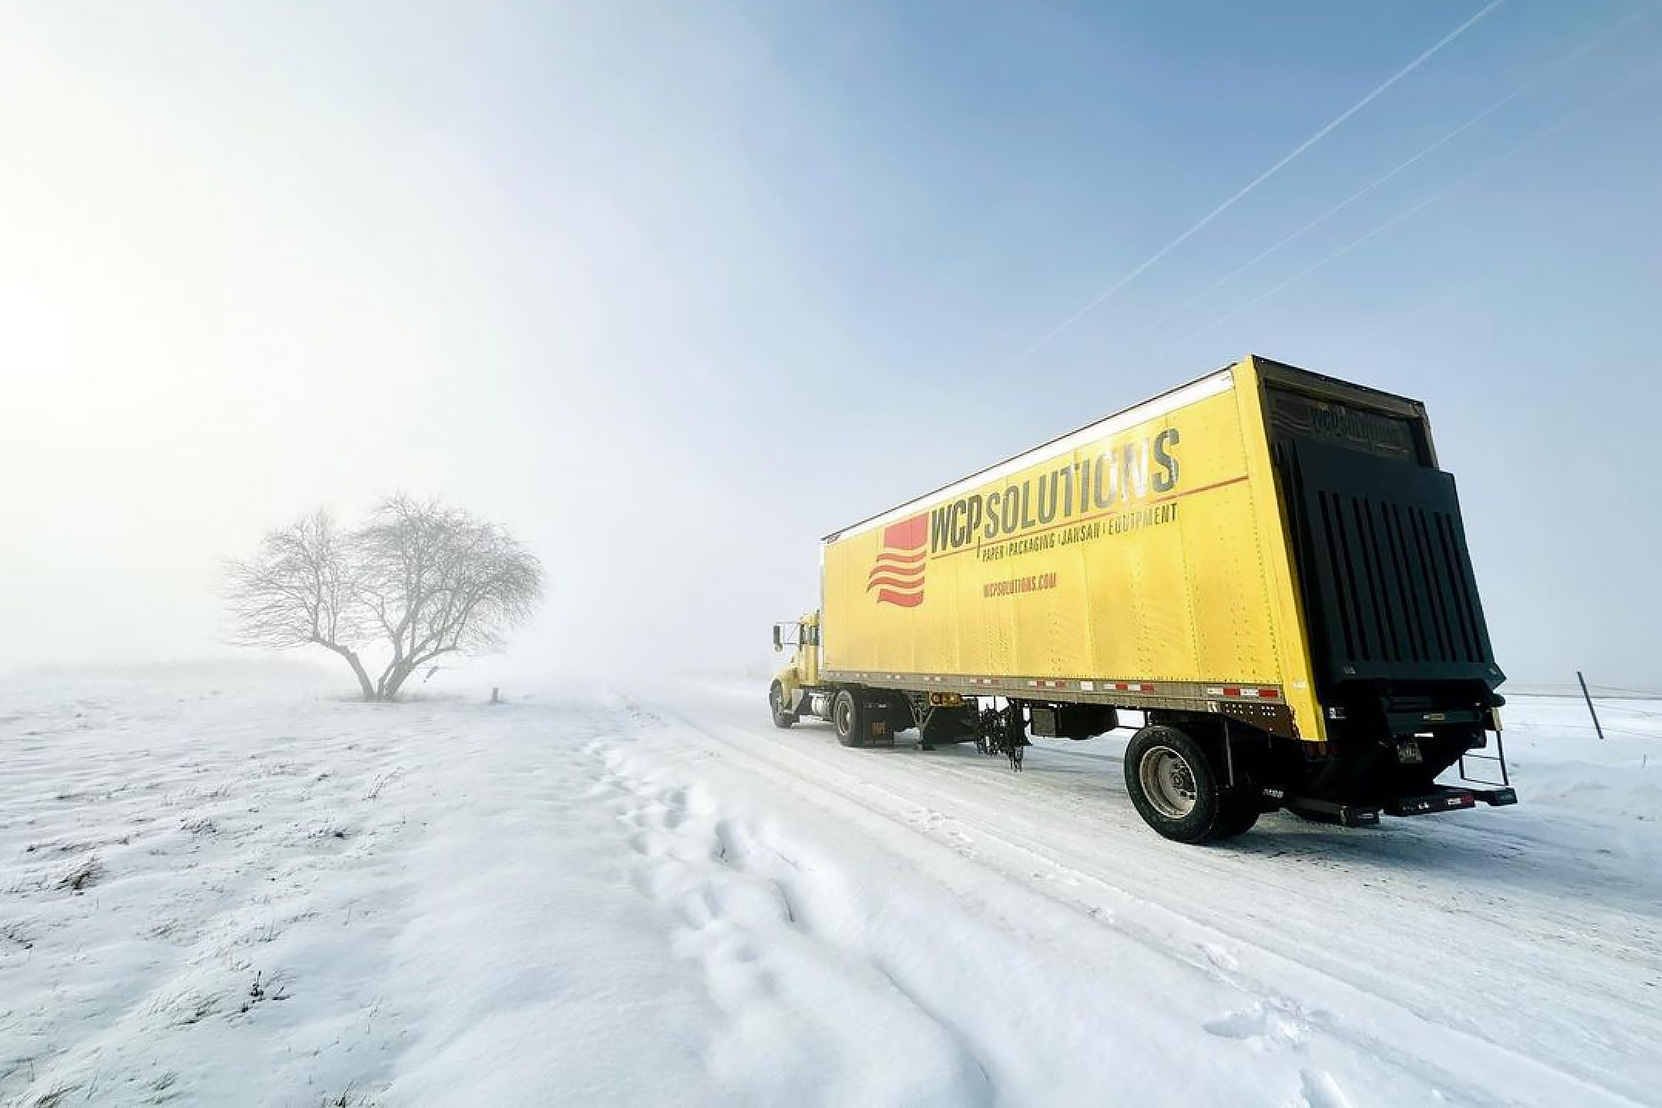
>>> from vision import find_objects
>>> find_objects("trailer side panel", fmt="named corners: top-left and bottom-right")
top-left (821, 368), bottom-right (1311, 730)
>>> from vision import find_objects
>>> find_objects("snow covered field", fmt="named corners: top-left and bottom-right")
top-left (2, 665), bottom-right (1658, 1107)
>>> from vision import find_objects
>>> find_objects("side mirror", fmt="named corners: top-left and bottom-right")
top-left (772, 625), bottom-right (782, 652)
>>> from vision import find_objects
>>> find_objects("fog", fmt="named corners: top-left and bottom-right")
top-left (3, 1), bottom-right (1659, 689)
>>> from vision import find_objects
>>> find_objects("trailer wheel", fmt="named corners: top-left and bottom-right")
top-left (768, 682), bottom-right (797, 729)
top-left (831, 689), bottom-right (865, 748)
top-left (1124, 725), bottom-right (1239, 843)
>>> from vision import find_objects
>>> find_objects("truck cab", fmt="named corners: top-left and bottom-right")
top-left (769, 612), bottom-right (821, 727)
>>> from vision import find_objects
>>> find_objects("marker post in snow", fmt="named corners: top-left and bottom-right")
top-left (1577, 670), bottom-right (1605, 741)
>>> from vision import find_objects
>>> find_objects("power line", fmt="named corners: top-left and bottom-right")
top-left (997, 0), bottom-right (1511, 371)
top-left (1591, 684), bottom-right (1662, 699)
top-left (1507, 686), bottom-right (1662, 699)
top-left (1102, 5), bottom-right (1653, 361)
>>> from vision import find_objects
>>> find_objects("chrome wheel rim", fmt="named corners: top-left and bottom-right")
top-left (834, 698), bottom-right (852, 736)
top-left (1140, 745), bottom-right (1198, 819)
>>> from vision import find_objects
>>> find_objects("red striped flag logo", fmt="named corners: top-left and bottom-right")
top-left (868, 514), bottom-right (928, 608)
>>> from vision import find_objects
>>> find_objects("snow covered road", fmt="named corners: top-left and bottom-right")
top-left (2, 667), bottom-right (1658, 1106)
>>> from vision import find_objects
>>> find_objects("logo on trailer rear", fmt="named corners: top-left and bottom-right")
top-left (868, 514), bottom-right (928, 607)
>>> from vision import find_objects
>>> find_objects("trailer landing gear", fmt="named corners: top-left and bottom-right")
top-left (975, 703), bottom-right (1029, 771)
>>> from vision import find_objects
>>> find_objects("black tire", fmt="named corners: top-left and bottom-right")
top-left (1123, 724), bottom-right (1240, 844)
top-left (768, 682), bottom-right (797, 729)
top-left (832, 689), bottom-right (865, 748)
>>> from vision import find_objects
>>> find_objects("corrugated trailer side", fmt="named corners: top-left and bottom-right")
top-left (819, 360), bottom-right (1323, 741)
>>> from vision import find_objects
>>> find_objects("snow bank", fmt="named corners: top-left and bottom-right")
top-left (1494, 695), bottom-right (1661, 819)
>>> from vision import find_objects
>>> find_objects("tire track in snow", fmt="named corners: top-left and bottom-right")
top-left (638, 698), bottom-right (1648, 1108)
top-left (911, 744), bottom-right (1662, 975)
top-left (764, 720), bottom-right (1662, 1033)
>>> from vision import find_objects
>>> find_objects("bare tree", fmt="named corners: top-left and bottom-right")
top-left (226, 510), bottom-right (377, 699)
top-left (354, 495), bottom-right (543, 700)
top-left (225, 498), bottom-right (543, 701)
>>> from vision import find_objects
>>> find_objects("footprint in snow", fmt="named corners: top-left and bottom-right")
top-left (1296, 1069), bottom-right (1354, 1108)
top-left (712, 819), bottom-right (747, 865)
top-left (626, 830), bottom-right (666, 858)
top-left (1199, 941), bottom-right (1240, 973)
top-left (1203, 1002), bottom-right (1306, 1050)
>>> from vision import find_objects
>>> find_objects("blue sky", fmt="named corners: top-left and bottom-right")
top-left (2, 0), bottom-right (1658, 685)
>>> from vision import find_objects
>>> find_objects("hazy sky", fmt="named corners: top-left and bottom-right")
top-left (2, 0), bottom-right (1658, 687)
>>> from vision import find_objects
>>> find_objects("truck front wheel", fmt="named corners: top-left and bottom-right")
top-left (769, 682), bottom-right (797, 729)
top-left (1124, 725), bottom-right (1257, 843)
top-left (832, 689), bottom-right (866, 748)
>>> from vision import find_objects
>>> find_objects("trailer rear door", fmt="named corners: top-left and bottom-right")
top-left (1276, 434), bottom-right (1502, 692)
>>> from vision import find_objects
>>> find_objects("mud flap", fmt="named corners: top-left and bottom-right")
top-left (865, 717), bottom-right (896, 747)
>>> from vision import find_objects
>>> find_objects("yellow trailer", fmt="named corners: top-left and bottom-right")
top-left (769, 355), bottom-right (1512, 842)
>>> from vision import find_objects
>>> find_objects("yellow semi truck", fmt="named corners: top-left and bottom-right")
top-left (769, 355), bottom-right (1514, 843)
